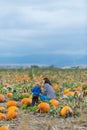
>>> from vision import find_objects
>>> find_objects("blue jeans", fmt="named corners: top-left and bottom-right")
top-left (39, 94), bottom-right (51, 101)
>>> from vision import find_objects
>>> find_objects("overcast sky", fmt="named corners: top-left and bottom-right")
top-left (0, 0), bottom-right (86, 66)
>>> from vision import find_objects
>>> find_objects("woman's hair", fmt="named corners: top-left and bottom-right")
top-left (43, 77), bottom-right (51, 85)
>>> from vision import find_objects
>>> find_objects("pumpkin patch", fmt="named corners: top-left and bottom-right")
top-left (0, 67), bottom-right (87, 130)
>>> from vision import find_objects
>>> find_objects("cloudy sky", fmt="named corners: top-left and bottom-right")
top-left (0, 0), bottom-right (86, 66)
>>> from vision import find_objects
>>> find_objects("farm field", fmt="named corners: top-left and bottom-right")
top-left (0, 67), bottom-right (87, 130)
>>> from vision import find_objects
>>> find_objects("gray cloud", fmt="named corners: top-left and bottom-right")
top-left (0, 0), bottom-right (86, 65)
top-left (0, 0), bottom-right (86, 29)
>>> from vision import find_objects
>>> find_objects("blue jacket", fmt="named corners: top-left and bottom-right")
top-left (31, 86), bottom-right (41, 96)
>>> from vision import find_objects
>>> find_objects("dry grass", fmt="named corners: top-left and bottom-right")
top-left (17, 112), bottom-right (29, 130)
top-left (16, 107), bottom-right (87, 130)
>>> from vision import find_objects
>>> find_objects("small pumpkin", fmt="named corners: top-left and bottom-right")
top-left (84, 89), bottom-right (87, 94)
top-left (6, 100), bottom-right (17, 108)
top-left (0, 126), bottom-right (9, 130)
top-left (53, 84), bottom-right (60, 90)
top-left (38, 102), bottom-right (50, 113)
top-left (81, 82), bottom-right (86, 86)
top-left (0, 113), bottom-right (6, 120)
top-left (0, 107), bottom-right (6, 113)
top-left (64, 89), bottom-right (70, 94)
top-left (76, 86), bottom-right (82, 92)
top-left (65, 91), bottom-right (74, 96)
top-left (6, 111), bottom-right (18, 120)
top-left (21, 98), bottom-right (32, 106)
top-left (50, 99), bottom-right (59, 107)
top-left (6, 92), bottom-right (12, 98)
top-left (0, 94), bottom-right (5, 103)
top-left (60, 106), bottom-right (73, 117)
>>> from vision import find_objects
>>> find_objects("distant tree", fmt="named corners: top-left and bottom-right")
top-left (49, 65), bottom-right (54, 68)
top-left (31, 65), bottom-right (39, 68)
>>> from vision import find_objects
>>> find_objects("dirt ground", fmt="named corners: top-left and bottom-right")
top-left (17, 111), bottom-right (87, 130)
top-left (1, 108), bottom-right (87, 130)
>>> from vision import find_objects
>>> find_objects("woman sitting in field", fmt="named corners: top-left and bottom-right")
top-left (40, 77), bottom-right (56, 101)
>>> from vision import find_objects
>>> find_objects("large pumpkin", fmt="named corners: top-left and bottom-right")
top-left (7, 106), bottom-right (19, 112)
top-left (21, 98), bottom-right (32, 106)
top-left (38, 102), bottom-right (50, 113)
top-left (6, 100), bottom-right (17, 108)
top-left (60, 106), bottom-right (73, 117)
top-left (0, 126), bottom-right (9, 130)
top-left (6, 111), bottom-right (18, 120)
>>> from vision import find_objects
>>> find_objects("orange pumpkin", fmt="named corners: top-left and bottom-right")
top-left (6, 100), bottom-right (17, 108)
top-left (21, 98), bottom-right (32, 106)
top-left (50, 99), bottom-right (59, 107)
top-left (81, 82), bottom-right (86, 86)
top-left (84, 89), bottom-right (87, 94)
top-left (74, 86), bottom-right (82, 93)
top-left (60, 106), bottom-right (73, 117)
top-left (6, 92), bottom-right (12, 98)
top-left (38, 102), bottom-right (50, 113)
top-left (0, 107), bottom-right (6, 113)
top-left (0, 113), bottom-right (6, 120)
top-left (6, 111), bottom-right (18, 120)
top-left (64, 89), bottom-right (70, 94)
top-left (0, 126), bottom-right (9, 130)
top-left (53, 84), bottom-right (60, 90)
top-left (8, 106), bottom-right (19, 112)
top-left (65, 91), bottom-right (74, 96)
top-left (0, 94), bottom-right (5, 103)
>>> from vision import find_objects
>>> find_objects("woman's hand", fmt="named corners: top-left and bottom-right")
top-left (41, 87), bottom-right (44, 93)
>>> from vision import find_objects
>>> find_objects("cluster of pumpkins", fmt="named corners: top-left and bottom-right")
top-left (0, 93), bottom-right (73, 117)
